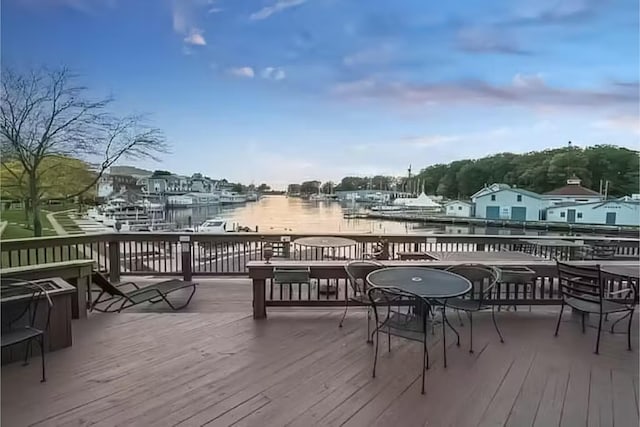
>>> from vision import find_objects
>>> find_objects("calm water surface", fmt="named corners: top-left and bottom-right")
top-left (165, 195), bottom-right (570, 236)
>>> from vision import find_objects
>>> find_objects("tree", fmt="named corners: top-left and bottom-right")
top-left (1, 67), bottom-right (168, 236)
top-left (300, 180), bottom-right (321, 195)
top-left (320, 181), bottom-right (334, 194)
top-left (231, 183), bottom-right (245, 193)
top-left (257, 183), bottom-right (271, 192)
top-left (287, 184), bottom-right (301, 194)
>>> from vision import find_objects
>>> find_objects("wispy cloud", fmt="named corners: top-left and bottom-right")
top-left (332, 74), bottom-right (639, 112)
top-left (343, 43), bottom-right (396, 67)
top-left (456, 27), bottom-right (530, 55)
top-left (506, 0), bottom-right (604, 26)
top-left (173, 0), bottom-right (207, 46)
top-left (261, 67), bottom-right (286, 80)
top-left (593, 115), bottom-right (640, 135)
top-left (229, 67), bottom-right (255, 78)
top-left (402, 135), bottom-right (460, 148)
top-left (250, 0), bottom-right (307, 21)
top-left (184, 29), bottom-right (206, 45)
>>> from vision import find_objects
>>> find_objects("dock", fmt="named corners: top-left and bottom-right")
top-left (363, 211), bottom-right (640, 235)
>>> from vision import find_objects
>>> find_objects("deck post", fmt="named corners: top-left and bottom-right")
top-left (253, 279), bottom-right (267, 319)
top-left (180, 236), bottom-right (192, 281)
top-left (477, 243), bottom-right (486, 252)
top-left (108, 240), bottom-right (121, 283)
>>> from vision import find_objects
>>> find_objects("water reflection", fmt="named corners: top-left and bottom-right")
top-left (165, 195), bottom-right (577, 236)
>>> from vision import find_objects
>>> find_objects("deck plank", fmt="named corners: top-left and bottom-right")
top-left (1, 278), bottom-right (637, 427)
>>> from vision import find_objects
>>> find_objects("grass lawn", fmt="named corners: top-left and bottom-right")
top-left (0, 209), bottom-right (57, 239)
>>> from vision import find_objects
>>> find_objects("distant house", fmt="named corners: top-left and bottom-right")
top-left (473, 186), bottom-right (545, 221)
top-left (546, 200), bottom-right (640, 226)
top-left (470, 183), bottom-right (511, 200)
top-left (444, 200), bottom-right (473, 217)
top-left (543, 177), bottom-right (603, 206)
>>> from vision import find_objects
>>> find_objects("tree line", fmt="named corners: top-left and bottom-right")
top-left (287, 145), bottom-right (638, 199)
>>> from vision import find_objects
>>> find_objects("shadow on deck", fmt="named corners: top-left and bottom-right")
top-left (2, 278), bottom-right (638, 427)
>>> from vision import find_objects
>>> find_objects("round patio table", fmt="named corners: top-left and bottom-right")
top-left (293, 236), bottom-right (357, 248)
top-left (366, 267), bottom-right (472, 367)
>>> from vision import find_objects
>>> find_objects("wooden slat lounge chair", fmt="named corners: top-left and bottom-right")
top-left (91, 272), bottom-right (197, 312)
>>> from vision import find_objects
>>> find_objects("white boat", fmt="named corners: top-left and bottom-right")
top-left (370, 205), bottom-right (404, 211)
top-left (185, 218), bottom-right (253, 233)
top-left (219, 190), bottom-right (247, 204)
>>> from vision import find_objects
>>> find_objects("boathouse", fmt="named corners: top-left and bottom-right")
top-left (545, 200), bottom-right (640, 226)
top-left (473, 187), bottom-right (545, 221)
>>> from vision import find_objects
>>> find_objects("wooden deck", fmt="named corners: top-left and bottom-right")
top-left (2, 278), bottom-right (638, 427)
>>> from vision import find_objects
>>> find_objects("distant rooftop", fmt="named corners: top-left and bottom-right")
top-left (544, 177), bottom-right (601, 197)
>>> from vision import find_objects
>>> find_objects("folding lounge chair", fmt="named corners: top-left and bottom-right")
top-left (91, 271), bottom-right (197, 312)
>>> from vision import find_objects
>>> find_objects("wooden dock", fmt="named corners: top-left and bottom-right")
top-left (2, 277), bottom-right (638, 426)
top-left (365, 211), bottom-right (640, 235)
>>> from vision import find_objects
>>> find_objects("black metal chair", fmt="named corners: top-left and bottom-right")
top-left (555, 262), bottom-right (636, 354)
top-left (1, 279), bottom-right (53, 382)
top-left (339, 260), bottom-right (384, 343)
top-left (441, 264), bottom-right (504, 353)
top-left (367, 286), bottom-right (431, 394)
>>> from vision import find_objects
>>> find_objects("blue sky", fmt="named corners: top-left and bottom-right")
top-left (3, 0), bottom-right (639, 189)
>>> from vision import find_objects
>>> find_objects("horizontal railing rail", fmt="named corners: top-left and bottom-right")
top-left (247, 260), bottom-right (640, 318)
top-left (1, 233), bottom-right (639, 282)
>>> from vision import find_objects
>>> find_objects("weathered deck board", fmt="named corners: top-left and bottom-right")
top-left (1, 277), bottom-right (638, 427)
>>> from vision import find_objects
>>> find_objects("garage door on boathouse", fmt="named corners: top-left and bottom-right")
top-left (485, 206), bottom-right (500, 219)
top-left (511, 207), bottom-right (527, 221)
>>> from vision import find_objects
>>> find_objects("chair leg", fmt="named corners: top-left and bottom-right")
top-left (23, 340), bottom-right (32, 366)
top-left (372, 328), bottom-right (379, 378)
top-left (443, 310), bottom-right (460, 346)
top-left (338, 299), bottom-right (349, 328)
top-left (627, 309), bottom-right (634, 351)
top-left (442, 306), bottom-right (448, 368)
top-left (468, 311), bottom-right (474, 354)
top-left (388, 324), bottom-right (391, 353)
top-left (595, 312), bottom-right (603, 355)
top-left (491, 306), bottom-right (504, 343)
top-left (554, 302), bottom-right (565, 337)
top-left (456, 309), bottom-right (464, 327)
top-left (38, 335), bottom-right (46, 382)
top-left (422, 336), bottom-right (427, 395)
top-left (366, 307), bottom-right (373, 344)
top-left (581, 312), bottom-right (586, 334)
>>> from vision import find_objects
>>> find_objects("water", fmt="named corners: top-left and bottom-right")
top-left (165, 195), bottom-right (577, 236)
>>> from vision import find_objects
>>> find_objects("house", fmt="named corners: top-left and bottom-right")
top-left (470, 183), bottom-right (511, 200)
top-left (473, 186), bottom-right (545, 221)
top-left (97, 173), bottom-right (141, 200)
top-left (543, 177), bottom-right (603, 206)
top-left (444, 200), bottom-right (473, 217)
top-left (545, 200), bottom-right (640, 226)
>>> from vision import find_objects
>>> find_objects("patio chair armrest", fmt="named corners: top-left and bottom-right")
top-left (609, 288), bottom-right (632, 296)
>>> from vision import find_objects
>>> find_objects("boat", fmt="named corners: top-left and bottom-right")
top-left (166, 192), bottom-right (220, 208)
top-left (219, 190), bottom-right (247, 204)
top-left (370, 205), bottom-right (404, 212)
top-left (184, 218), bottom-right (254, 233)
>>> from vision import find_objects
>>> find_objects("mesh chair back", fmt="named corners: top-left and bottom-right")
top-left (556, 261), bottom-right (603, 304)
top-left (445, 264), bottom-right (499, 304)
top-left (367, 286), bottom-right (430, 340)
top-left (344, 260), bottom-right (384, 297)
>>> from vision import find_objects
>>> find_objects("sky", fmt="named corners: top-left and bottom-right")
top-left (3, 0), bottom-right (639, 189)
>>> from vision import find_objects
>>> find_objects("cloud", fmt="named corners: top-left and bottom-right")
top-left (332, 75), bottom-right (639, 113)
top-left (250, 0), bottom-right (306, 21)
top-left (184, 29), bottom-right (207, 45)
top-left (229, 67), bottom-right (255, 78)
top-left (173, 0), bottom-right (207, 46)
top-left (593, 116), bottom-right (640, 135)
top-left (401, 135), bottom-right (461, 148)
top-left (506, 0), bottom-right (603, 26)
top-left (456, 27), bottom-right (531, 55)
top-left (261, 67), bottom-right (286, 80)
top-left (343, 43), bottom-right (396, 67)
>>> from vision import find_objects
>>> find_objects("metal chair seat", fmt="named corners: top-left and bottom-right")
top-left (565, 297), bottom-right (631, 314)
top-left (1, 327), bottom-right (44, 347)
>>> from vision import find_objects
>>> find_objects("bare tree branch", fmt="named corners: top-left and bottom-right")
top-left (0, 66), bottom-right (170, 236)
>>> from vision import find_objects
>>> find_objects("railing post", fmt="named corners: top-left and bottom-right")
top-left (180, 236), bottom-right (192, 281)
top-left (477, 243), bottom-right (486, 252)
top-left (108, 239), bottom-right (121, 283)
top-left (253, 279), bottom-right (267, 319)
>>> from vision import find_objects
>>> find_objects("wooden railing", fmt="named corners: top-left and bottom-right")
top-left (1, 232), bottom-right (639, 282)
top-left (247, 260), bottom-right (640, 318)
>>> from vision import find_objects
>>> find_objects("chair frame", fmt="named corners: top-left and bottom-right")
top-left (554, 261), bottom-right (636, 354)
top-left (442, 264), bottom-right (504, 353)
top-left (1, 279), bottom-right (53, 382)
top-left (368, 285), bottom-right (431, 394)
top-left (91, 271), bottom-right (197, 312)
top-left (339, 260), bottom-right (384, 343)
